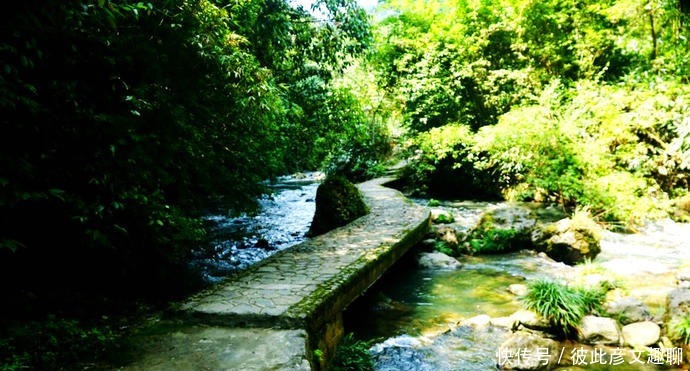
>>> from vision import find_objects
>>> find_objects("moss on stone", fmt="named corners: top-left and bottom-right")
top-left (465, 214), bottom-right (532, 254)
top-left (308, 175), bottom-right (369, 237)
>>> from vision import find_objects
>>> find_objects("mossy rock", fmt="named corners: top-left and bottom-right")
top-left (531, 212), bottom-right (602, 265)
top-left (308, 175), bottom-right (368, 237)
top-left (463, 206), bottom-right (534, 254)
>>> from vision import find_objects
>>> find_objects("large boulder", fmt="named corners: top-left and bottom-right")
top-left (492, 310), bottom-right (551, 333)
top-left (417, 252), bottom-right (462, 270)
top-left (498, 330), bottom-right (559, 370)
top-left (483, 204), bottom-right (538, 231)
top-left (577, 316), bottom-right (620, 345)
top-left (604, 297), bottom-right (651, 325)
top-left (621, 321), bottom-right (660, 347)
top-left (308, 175), bottom-right (368, 236)
top-left (677, 267), bottom-right (690, 288)
top-left (667, 288), bottom-right (690, 322)
top-left (531, 214), bottom-right (602, 265)
top-left (434, 227), bottom-right (460, 250)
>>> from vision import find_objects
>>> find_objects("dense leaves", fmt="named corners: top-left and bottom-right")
top-left (0, 0), bottom-right (375, 299)
top-left (379, 0), bottom-right (690, 226)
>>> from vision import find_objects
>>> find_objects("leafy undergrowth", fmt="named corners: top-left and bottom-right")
top-left (330, 333), bottom-right (376, 371)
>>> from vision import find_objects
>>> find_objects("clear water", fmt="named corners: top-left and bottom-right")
top-left (189, 172), bottom-right (322, 282)
top-left (345, 199), bottom-right (688, 371)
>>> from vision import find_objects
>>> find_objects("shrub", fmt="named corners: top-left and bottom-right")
top-left (468, 228), bottom-right (525, 254)
top-left (400, 124), bottom-right (500, 199)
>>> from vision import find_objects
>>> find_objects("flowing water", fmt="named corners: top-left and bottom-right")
top-left (345, 199), bottom-right (690, 371)
top-left (189, 172), bottom-right (322, 282)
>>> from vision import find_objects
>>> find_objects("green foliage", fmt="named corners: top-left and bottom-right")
top-left (369, 0), bottom-right (689, 227)
top-left (0, 316), bottom-right (117, 370)
top-left (399, 124), bottom-right (500, 199)
top-left (427, 199), bottom-right (441, 207)
top-left (669, 317), bottom-right (690, 345)
top-left (0, 0), bottom-right (377, 298)
top-left (399, 79), bottom-right (688, 226)
top-left (468, 228), bottom-right (524, 254)
top-left (522, 279), bottom-right (608, 339)
top-left (330, 333), bottom-right (375, 371)
top-left (434, 240), bottom-right (458, 257)
top-left (434, 213), bottom-right (454, 224)
top-left (465, 214), bottom-right (529, 254)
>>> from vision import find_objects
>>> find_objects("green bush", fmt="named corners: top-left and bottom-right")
top-left (402, 80), bottom-right (687, 226)
top-left (400, 124), bottom-right (500, 199)
top-left (522, 279), bottom-right (608, 339)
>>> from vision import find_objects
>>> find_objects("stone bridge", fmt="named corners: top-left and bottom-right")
top-left (122, 176), bottom-right (430, 370)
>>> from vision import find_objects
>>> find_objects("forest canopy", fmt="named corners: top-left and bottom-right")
top-left (378, 0), bottom-right (690, 227)
top-left (0, 0), bottom-right (385, 296)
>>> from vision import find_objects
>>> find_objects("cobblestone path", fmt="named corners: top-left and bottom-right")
top-left (122, 176), bottom-right (430, 370)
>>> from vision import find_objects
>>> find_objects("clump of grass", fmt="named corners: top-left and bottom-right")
top-left (522, 279), bottom-right (608, 339)
top-left (330, 333), bottom-right (376, 371)
top-left (669, 317), bottom-right (690, 345)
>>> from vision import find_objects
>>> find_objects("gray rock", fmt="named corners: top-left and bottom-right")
top-left (667, 288), bottom-right (690, 316)
top-left (677, 268), bottom-right (690, 288)
top-left (461, 314), bottom-right (492, 328)
top-left (508, 284), bottom-right (528, 297)
top-left (577, 316), bottom-right (620, 345)
top-left (434, 227), bottom-right (459, 249)
top-left (532, 216), bottom-right (602, 265)
top-left (485, 204), bottom-right (538, 231)
top-left (604, 297), bottom-right (651, 325)
top-left (498, 330), bottom-right (559, 370)
top-left (417, 252), bottom-right (462, 270)
top-left (666, 288), bottom-right (690, 325)
top-left (492, 310), bottom-right (551, 332)
top-left (621, 321), bottom-right (660, 347)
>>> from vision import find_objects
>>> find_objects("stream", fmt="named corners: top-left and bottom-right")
top-left (189, 172), bottom-right (322, 283)
top-left (185, 177), bottom-right (687, 370)
top-left (345, 199), bottom-right (690, 371)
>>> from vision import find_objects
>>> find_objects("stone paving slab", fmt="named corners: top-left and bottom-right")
top-left (123, 176), bottom-right (429, 370)
top-left (121, 325), bottom-right (310, 371)
top-left (179, 177), bottom-right (429, 329)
